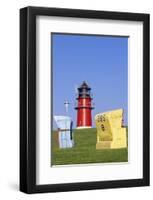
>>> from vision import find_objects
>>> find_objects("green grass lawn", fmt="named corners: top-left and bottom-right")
top-left (52, 128), bottom-right (128, 166)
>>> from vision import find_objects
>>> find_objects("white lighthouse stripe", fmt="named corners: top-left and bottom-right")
top-left (76, 126), bottom-right (92, 129)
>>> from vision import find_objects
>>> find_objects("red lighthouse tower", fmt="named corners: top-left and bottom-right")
top-left (75, 81), bottom-right (94, 129)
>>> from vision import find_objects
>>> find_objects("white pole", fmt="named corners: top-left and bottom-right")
top-left (64, 100), bottom-right (70, 114)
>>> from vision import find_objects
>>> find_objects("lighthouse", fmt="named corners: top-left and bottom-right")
top-left (75, 81), bottom-right (94, 129)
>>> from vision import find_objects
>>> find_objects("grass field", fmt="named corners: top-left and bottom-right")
top-left (52, 128), bottom-right (128, 166)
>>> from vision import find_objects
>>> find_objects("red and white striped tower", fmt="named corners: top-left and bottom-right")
top-left (75, 81), bottom-right (94, 129)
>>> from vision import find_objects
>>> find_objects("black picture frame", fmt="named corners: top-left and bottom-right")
top-left (20, 6), bottom-right (150, 194)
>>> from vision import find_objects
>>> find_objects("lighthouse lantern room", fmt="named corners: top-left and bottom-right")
top-left (75, 81), bottom-right (94, 129)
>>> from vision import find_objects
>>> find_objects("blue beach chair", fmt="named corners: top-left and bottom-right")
top-left (54, 116), bottom-right (74, 148)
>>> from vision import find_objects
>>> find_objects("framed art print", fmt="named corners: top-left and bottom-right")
top-left (20, 6), bottom-right (150, 193)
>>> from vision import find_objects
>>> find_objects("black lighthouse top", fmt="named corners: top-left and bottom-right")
top-left (77, 81), bottom-right (92, 98)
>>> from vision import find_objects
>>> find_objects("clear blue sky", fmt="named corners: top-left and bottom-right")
top-left (52, 33), bottom-right (128, 129)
